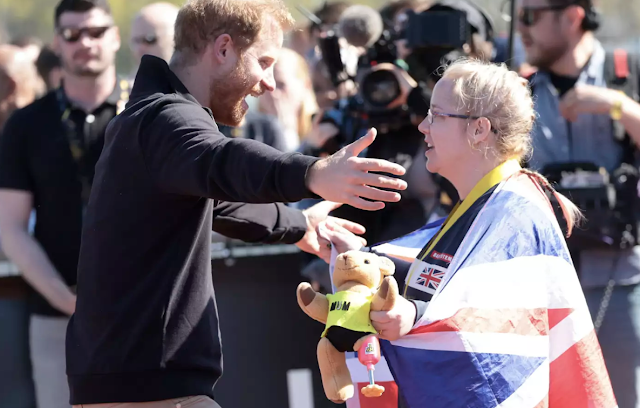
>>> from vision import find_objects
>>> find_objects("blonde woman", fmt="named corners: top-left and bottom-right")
top-left (317, 59), bottom-right (617, 407)
top-left (257, 48), bottom-right (318, 151)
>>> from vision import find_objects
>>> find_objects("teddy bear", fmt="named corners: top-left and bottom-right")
top-left (296, 250), bottom-right (399, 404)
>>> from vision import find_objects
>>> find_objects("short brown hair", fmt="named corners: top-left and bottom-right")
top-left (174, 0), bottom-right (295, 62)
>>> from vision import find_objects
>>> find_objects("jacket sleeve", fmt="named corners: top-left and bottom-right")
top-left (212, 201), bottom-right (307, 244)
top-left (140, 97), bottom-right (320, 203)
top-left (410, 300), bottom-right (429, 324)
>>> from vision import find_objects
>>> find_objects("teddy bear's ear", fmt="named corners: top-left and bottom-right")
top-left (378, 256), bottom-right (395, 276)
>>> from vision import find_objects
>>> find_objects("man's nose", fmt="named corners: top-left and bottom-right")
top-left (79, 33), bottom-right (95, 47)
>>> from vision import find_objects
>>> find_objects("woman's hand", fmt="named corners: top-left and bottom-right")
top-left (297, 201), bottom-right (366, 263)
top-left (316, 220), bottom-right (366, 259)
top-left (370, 296), bottom-right (417, 341)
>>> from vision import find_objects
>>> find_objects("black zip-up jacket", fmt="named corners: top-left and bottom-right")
top-left (66, 56), bottom-right (319, 404)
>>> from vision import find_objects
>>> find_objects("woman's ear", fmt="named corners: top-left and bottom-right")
top-left (470, 117), bottom-right (492, 145)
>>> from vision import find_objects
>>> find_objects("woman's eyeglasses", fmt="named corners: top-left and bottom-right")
top-left (427, 109), bottom-right (497, 133)
top-left (518, 5), bottom-right (571, 27)
top-left (131, 34), bottom-right (159, 46)
top-left (57, 26), bottom-right (111, 43)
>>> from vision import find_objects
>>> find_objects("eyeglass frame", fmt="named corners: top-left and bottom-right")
top-left (517, 3), bottom-right (574, 27)
top-left (56, 25), bottom-right (113, 43)
top-left (427, 109), bottom-right (498, 134)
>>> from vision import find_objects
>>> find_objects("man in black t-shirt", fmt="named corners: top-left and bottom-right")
top-left (0, 1), bottom-right (126, 406)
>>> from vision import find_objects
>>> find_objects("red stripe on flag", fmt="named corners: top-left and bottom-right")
top-left (408, 308), bottom-right (549, 336)
top-left (354, 381), bottom-right (398, 408)
top-left (548, 308), bottom-right (574, 330)
top-left (549, 330), bottom-right (617, 408)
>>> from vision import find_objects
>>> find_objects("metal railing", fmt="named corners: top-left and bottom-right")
top-left (0, 240), bottom-right (301, 278)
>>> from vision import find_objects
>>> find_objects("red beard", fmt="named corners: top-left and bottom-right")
top-left (209, 56), bottom-right (262, 127)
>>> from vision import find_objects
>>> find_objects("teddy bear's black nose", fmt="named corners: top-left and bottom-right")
top-left (364, 259), bottom-right (370, 264)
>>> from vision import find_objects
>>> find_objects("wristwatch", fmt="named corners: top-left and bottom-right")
top-left (610, 91), bottom-right (625, 121)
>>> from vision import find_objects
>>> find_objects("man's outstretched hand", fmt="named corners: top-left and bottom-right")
top-left (295, 201), bottom-right (366, 263)
top-left (305, 128), bottom-right (407, 211)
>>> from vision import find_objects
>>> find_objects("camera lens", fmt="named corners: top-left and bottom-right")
top-left (360, 69), bottom-right (401, 107)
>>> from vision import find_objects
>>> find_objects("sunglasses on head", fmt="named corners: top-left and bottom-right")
top-left (518, 4), bottom-right (571, 27)
top-left (57, 26), bottom-right (111, 42)
top-left (131, 34), bottom-right (158, 46)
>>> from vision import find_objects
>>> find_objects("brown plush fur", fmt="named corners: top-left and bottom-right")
top-left (296, 250), bottom-right (399, 403)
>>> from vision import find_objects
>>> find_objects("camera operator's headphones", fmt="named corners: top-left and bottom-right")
top-left (581, 0), bottom-right (601, 32)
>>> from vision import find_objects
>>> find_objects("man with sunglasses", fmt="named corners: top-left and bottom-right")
top-left (519, 1), bottom-right (640, 407)
top-left (128, 2), bottom-right (179, 80)
top-left (0, 0), bottom-right (128, 407)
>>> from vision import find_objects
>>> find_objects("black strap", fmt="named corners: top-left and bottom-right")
top-left (604, 49), bottom-right (640, 165)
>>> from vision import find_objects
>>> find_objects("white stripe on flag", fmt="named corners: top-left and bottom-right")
top-left (498, 360), bottom-right (550, 408)
top-left (391, 331), bottom-right (548, 357)
top-left (423, 255), bottom-right (583, 323)
top-left (548, 307), bottom-right (594, 362)
top-left (287, 369), bottom-right (314, 408)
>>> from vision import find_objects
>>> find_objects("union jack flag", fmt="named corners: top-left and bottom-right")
top-left (344, 174), bottom-right (616, 408)
top-left (415, 266), bottom-right (445, 291)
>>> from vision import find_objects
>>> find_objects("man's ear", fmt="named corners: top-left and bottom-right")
top-left (378, 256), bottom-right (395, 276)
top-left (211, 34), bottom-right (236, 64)
top-left (111, 26), bottom-right (121, 53)
top-left (565, 5), bottom-right (586, 32)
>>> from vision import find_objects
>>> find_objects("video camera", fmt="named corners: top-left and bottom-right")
top-left (303, 3), bottom-right (474, 152)
top-left (542, 162), bottom-right (640, 251)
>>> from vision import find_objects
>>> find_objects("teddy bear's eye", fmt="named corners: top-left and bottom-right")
top-left (364, 260), bottom-right (370, 264)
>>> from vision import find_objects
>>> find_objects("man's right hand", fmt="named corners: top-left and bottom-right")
top-left (305, 128), bottom-right (407, 211)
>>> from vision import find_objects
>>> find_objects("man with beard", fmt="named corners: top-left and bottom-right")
top-left (63, 0), bottom-right (408, 407)
top-left (518, 1), bottom-right (640, 407)
top-left (0, 1), bottom-right (127, 407)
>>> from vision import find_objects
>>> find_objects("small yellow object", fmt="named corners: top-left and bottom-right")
top-left (361, 384), bottom-right (385, 397)
top-left (321, 291), bottom-right (376, 338)
top-left (610, 91), bottom-right (625, 121)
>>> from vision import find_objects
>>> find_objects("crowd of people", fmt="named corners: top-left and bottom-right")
top-left (0, 0), bottom-right (640, 407)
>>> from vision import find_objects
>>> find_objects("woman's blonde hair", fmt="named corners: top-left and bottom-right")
top-left (441, 58), bottom-right (583, 237)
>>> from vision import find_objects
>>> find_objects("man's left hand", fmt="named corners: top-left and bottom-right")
top-left (296, 201), bottom-right (366, 263)
top-left (559, 85), bottom-right (626, 122)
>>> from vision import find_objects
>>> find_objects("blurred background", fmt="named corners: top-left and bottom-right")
top-left (1, 0), bottom-right (639, 74)
top-left (2, 0), bottom-right (640, 407)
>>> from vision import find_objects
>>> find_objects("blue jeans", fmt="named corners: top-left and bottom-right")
top-left (0, 298), bottom-right (36, 408)
top-left (585, 284), bottom-right (640, 408)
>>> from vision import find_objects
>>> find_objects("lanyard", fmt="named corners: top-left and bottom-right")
top-left (403, 159), bottom-right (522, 296)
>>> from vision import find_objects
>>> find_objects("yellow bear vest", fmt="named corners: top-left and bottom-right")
top-left (322, 291), bottom-right (377, 337)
